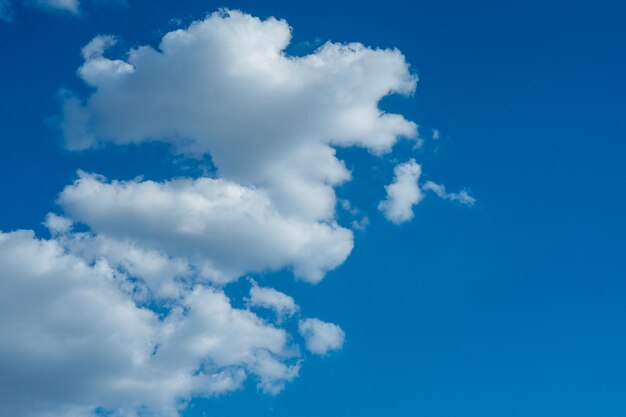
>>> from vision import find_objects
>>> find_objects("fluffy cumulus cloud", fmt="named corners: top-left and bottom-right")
top-left (62, 9), bottom-right (417, 223)
top-left (299, 318), bottom-right (346, 355)
top-left (247, 280), bottom-right (299, 321)
top-left (378, 159), bottom-right (424, 224)
top-left (58, 171), bottom-right (354, 285)
top-left (0, 231), bottom-right (299, 417)
top-left (0, 8), bottom-right (453, 417)
top-left (423, 181), bottom-right (476, 205)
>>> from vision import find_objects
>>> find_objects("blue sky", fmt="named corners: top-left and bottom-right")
top-left (1, 1), bottom-right (625, 416)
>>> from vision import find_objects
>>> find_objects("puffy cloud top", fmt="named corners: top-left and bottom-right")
top-left (65, 10), bottom-right (417, 154)
top-left (378, 159), bottom-right (424, 224)
top-left (59, 172), bottom-right (354, 284)
top-left (299, 318), bottom-right (346, 355)
top-left (247, 280), bottom-right (300, 321)
top-left (0, 231), bottom-right (299, 417)
top-left (62, 9), bottom-right (417, 223)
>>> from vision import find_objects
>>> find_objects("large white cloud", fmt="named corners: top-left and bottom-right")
top-left (66, 13), bottom-right (417, 153)
top-left (0, 230), bottom-right (299, 417)
top-left (62, 9), bottom-right (417, 223)
top-left (0, 8), bottom-right (430, 417)
top-left (58, 171), bottom-right (354, 285)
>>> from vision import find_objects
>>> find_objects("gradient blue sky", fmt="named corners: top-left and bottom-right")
top-left (1, 1), bottom-right (625, 416)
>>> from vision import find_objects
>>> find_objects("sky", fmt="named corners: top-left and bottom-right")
top-left (0, 1), bottom-right (625, 416)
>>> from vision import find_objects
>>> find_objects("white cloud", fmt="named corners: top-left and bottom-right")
top-left (0, 230), bottom-right (157, 417)
top-left (50, 228), bottom-right (191, 299)
top-left (81, 34), bottom-right (118, 59)
top-left (61, 9), bottom-right (417, 223)
top-left (78, 35), bottom-right (134, 86)
top-left (246, 279), bottom-right (299, 321)
top-left (0, 9), bottom-right (428, 417)
top-left (378, 163), bottom-right (475, 223)
top-left (298, 318), bottom-right (345, 355)
top-left (432, 128), bottom-right (440, 140)
top-left (65, 10), bottom-right (417, 152)
top-left (339, 199), bottom-right (369, 231)
top-left (378, 159), bottom-right (424, 224)
top-left (423, 180), bottom-right (476, 206)
top-left (43, 212), bottom-right (73, 234)
top-left (0, 230), bottom-right (299, 417)
top-left (351, 216), bottom-right (370, 232)
top-left (58, 172), bottom-right (354, 284)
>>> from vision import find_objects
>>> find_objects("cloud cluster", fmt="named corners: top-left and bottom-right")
top-left (62, 10), bottom-right (417, 224)
top-left (0, 9), bottom-right (425, 417)
top-left (378, 160), bottom-right (476, 224)
top-left (0, 231), bottom-right (301, 417)
top-left (0, 5), bottom-right (477, 416)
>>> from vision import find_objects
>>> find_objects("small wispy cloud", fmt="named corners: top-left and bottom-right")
top-left (423, 180), bottom-right (476, 206)
top-left (1, 0), bottom-right (124, 21)
top-left (35, 0), bottom-right (80, 14)
top-left (0, 0), bottom-right (13, 22)
top-left (246, 279), bottom-right (299, 322)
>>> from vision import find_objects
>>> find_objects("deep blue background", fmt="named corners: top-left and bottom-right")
top-left (1, 1), bottom-right (625, 416)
